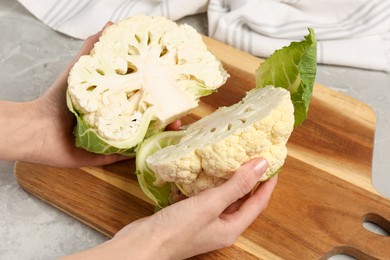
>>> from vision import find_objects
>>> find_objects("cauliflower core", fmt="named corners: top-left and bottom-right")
top-left (67, 15), bottom-right (228, 146)
top-left (146, 86), bottom-right (294, 196)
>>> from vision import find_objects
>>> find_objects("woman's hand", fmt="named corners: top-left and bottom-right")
top-left (64, 158), bottom-right (277, 259)
top-left (27, 23), bottom-right (128, 167)
top-left (0, 22), bottom-right (180, 168)
top-left (0, 30), bottom-right (110, 167)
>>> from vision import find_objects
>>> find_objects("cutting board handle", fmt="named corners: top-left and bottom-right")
top-left (362, 212), bottom-right (390, 234)
top-left (323, 212), bottom-right (390, 259)
top-left (324, 246), bottom-right (378, 260)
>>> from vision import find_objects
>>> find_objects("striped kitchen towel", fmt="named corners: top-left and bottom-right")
top-left (18, 0), bottom-right (390, 72)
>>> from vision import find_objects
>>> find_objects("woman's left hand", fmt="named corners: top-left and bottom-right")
top-left (23, 23), bottom-right (179, 167)
top-left (24, 23), bottom-right (128, 167)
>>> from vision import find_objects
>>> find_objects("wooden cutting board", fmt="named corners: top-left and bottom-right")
top-left (15, 37), bottom-right (390, 259)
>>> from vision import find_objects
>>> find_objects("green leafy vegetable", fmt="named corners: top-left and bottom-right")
top-left (256, 28), bottom-right (317, 126)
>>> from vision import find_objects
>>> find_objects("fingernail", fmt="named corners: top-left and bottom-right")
top-left (252, 158), bottom-right (268, 177)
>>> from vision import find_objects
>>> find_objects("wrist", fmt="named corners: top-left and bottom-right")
top-left (61, 218), bottom-right (172, 260)
top-left (0, 100), bottom-right (44, 162)
top-left (113, 219), bottom-right (172, 260)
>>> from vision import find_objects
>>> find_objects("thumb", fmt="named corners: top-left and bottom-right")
top-left (213, 158), bottom-right (268, 212)
top-left (64, 21), bottom-right (113, 76)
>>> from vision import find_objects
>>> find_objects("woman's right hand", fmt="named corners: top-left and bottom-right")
top-left (63, 158), bottom-right (277, 260)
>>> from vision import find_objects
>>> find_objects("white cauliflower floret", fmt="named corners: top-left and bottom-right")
top-left (152, 151), bottom-right (202, 185)
top-left (146, 86), bottom-right (294, 196)
top-left (178, 172), bottom-right (226, 196)
top-left (67, 15), bottom-right (228, 154)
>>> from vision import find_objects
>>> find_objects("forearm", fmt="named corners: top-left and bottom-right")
top-left (60, 239), bottom-right (160, 260)
top-left (0, 100), bottom-right (43, 162)
top-left (60, 219), bottom-right (171, 260)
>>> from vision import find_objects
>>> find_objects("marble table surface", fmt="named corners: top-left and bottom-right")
top-left (1, 0), bottom-right (389, 259)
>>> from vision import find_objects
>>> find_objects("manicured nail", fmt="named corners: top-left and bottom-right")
top-left (252, 158), bottom-right (268, 177)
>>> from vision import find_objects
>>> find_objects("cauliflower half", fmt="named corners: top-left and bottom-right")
top-left (137, 86), bottom-right (294, 201)
top-left (67, 15), bottom-right (228, 155)
top-left (135, 28), bottom-right (316, 208)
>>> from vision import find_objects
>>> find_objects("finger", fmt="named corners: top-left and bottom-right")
top-left (171, 193), bottom-right (188, 204)
top-left (51, 22), bottom-right (114, 94)
top-left (84, 153), bottom-right (131, 167)
top-left (222, 175), bottom-right (276, 215)
top-left (201, 158), bottom-right (268, 214)
top-left (223, 175), bottom-right (278, 233)
top-left (52, 148), bottom-right (131, 168)
top-left (72, 151), bottom-right (130, 167)
top-left (77, 21), bottom-right (113, 57)
top-left (165, 120), bottom-right (182, 131)
top-left (222, 193), bottom-right (250, 214)
top-left (64, 21), bottom-right (113, 75)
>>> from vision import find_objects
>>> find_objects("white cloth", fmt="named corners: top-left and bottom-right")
top-left (18, 0), bottom-right (390, 72)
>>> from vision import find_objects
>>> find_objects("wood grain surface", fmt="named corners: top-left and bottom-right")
top-left (15, 37), bottom-right (390, 259)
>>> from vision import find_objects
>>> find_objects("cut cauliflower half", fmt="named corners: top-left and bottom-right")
top-left (67, 15), bottom-right (228, 155)
top-left (135, 28), bottom-right (316, 208)
top-left (137, 86), bottom-right (294, 203)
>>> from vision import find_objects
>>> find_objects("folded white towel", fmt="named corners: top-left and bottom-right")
top-left (209, 0), bottom-right (390, 72)
top-left (18, 0), bottom-right (390, 72)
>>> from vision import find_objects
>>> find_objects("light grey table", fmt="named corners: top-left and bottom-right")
top-left (1, 1), bottom-right (389, 259)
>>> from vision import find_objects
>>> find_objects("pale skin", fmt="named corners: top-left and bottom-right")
top-left (0, 23), bottom-right (278, 259)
